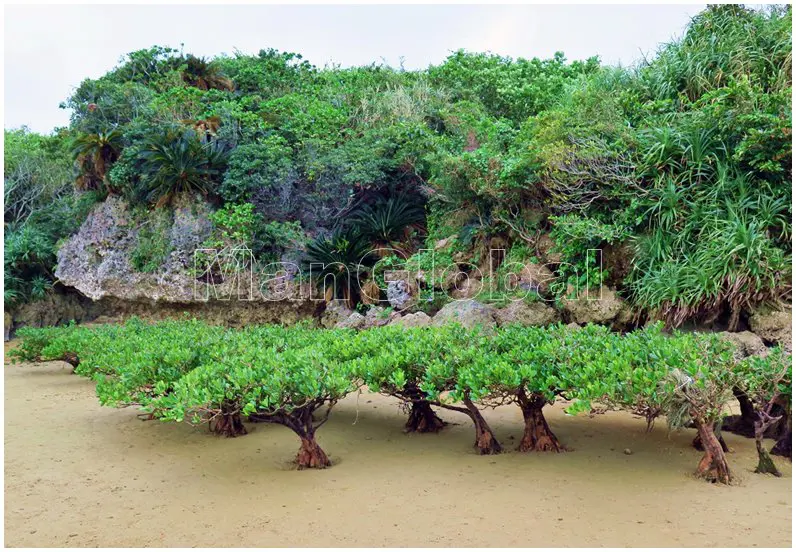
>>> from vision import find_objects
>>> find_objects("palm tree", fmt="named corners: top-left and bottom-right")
top-left (71, 129), bottom-right (123, 192)
top-left (138, 130), bottom-right (228, 207)
top-left (181, 55), bottom-right (234, 91)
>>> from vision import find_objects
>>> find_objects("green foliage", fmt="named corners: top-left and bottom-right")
top-left (15, 316), bottom-right (783, 477)
top-left (136, 129), bottom-right (229, 206)
top-left (301, 230), bottom-right (378, 305)
top-left (9, 5), bottom-right (791, 331)
top-left (130, 209), bottom-right (173, 273)
top-left (348, 193), bottom-right (426, 246)
top-left (219, 135), bottom-right (294, 204)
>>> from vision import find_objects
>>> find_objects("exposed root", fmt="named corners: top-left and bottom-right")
top-left (518, 395), bottom-right (565, 453)
top-left (405, 400), bottom-right (446, 434)
top-left (695, 421), bottom-right (732, 484)
top-left (296, 437), bottom-right (331, 469)
top-left (210, 411), bottom-right (248, 437)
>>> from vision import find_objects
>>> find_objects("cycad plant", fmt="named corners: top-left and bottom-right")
top-left (348, 192), bottom-right (425, 255)
top-left (71, 129), bottom-right (123, 192)
top-left (302, 230), bottom-right (378, 308)
top-left (137, 129), bottom-right (228, 207)
top-left (181, 55), bottom-right (234, 91)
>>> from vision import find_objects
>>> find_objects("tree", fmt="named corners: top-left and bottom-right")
top-left (658, 335), bottom-right (737, 484)
top-left (302, 230), bottom-right (378, 308)
top-left (735, 349), bottom-right (792, 476)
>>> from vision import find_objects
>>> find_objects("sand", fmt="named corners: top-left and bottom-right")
top-left (4, 347), bottom-right (792, 547)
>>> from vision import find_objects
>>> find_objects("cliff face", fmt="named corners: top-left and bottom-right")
top-left (43, 195), bottom-right (318, 331)
top-left (55, 195), bottom-right (212, 302)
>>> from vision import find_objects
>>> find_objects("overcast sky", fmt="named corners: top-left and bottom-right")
top-left (4, 4), bottom-right (706, 133)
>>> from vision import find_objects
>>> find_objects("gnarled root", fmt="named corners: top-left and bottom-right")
top-left (296, 437), bottom-right (331, 469)
top-left (695, 421), bottom-right (732, 484)
top-left (518, 397), bottom-right (564, 453)
top-left (211, 411), bottom-right (248, 437)
top-left (405, 400), bottom-right (446, 433)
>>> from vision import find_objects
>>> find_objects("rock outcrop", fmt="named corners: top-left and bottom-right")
top-left (718, 331), bottom-right (768, 360)
top-left (561, 286), bottom-right (625, 325)
top-left (389, 312), bottom-right (433, 328)
top-left (749, 306), bottom-right (792, 350)
top-left (494, 301), bottom-right (560, 327)
top-left (432, 299), bottom-right (497, 330)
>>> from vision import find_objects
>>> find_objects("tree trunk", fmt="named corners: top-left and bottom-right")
top-left (62, 352), bottom-right (80, 369)
top-left (771, 416), bottom-right (791, 459)
top-left (692, 430), bottom-right (729, 452)
top-left (405, 400), bottom-right (446, 433)
top-left (462, 396), bottom-right (502, 455)
top-left (695, 420), bottom-right (732, 484)
top-left (211, 407), bottom-right (248, 437)
top-left (517, 393), bottom-right (564, 452)
top-left (255, 404), bottom-right (334, 469)
top-left (403, 383), bottom-right (446, 433)
top-left (754, 434), bottom-right (781, 477)
top-left (296, 434), bottom-right (331, 470)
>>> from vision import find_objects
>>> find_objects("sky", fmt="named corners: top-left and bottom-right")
top-left (4, 4), bottom-right (706, 133)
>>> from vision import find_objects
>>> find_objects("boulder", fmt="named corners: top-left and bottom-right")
top-left (389, 312), bottom-right (433, 328)
top-left (320, 302), bottom-right (353, 329)
top-left (336, 312), bottom-right (366, 330)
top-left (363, 306), bottom-right (401, 328)
top-left (494, 301), bottom-right (560, 327)
top-left (434, 236), bottom-right (456, 251)
top-left (718, 331), bottom-right (768, 360)
top-left (359, 280), bottom-right (381, 306)
top-left (518, 263), bottom-right (555, 296)
top-left (432, 299), bottom-right (496, 331)
top-left (385, 273), bottom-right (416, 311)
top-left (749, 306), bottom-right (792, 350)
top-left (562, 286), bottom-right (625, 325)
top-left (450, 276), bottom-right (483, 300)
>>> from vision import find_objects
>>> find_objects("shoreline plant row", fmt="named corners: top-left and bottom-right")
top-left (11, 318), bottom-right (791, 483)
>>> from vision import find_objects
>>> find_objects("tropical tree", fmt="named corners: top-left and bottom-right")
top-left (302, 229), bottom-right (378, 307)
top-left (735, 349), bottom-right (792, 476)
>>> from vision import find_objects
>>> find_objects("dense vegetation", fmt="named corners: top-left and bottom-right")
top-left (4, 5), bottom-right (791, 327)
top-left (12, 318), bottom-right (791, 481)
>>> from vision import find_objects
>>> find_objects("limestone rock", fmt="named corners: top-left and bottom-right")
top-left (536, 234), bottom-right (562, 265)
top-left (360, 280), bottom-right (381, 306)
top-left (518, 263), bottom-right (555, 296)
top-left (494, 301), bottom-right (560, 327)
top-left (363, 306), bottom-right (400, 328)
top-left (4, 312), bottom-right (12, 342)
top-left (718, 331), bottom-right (768, 360)
top-left (432, 299), bottom-right (496, 331)
top-left (336, 312), bottom-right (366, 330)
top-left (321, 302), bottom-right (353, 329)
top-left (562, 286), bottom-right (625, 325)
top-left (389, 312), bottom-right (433, 328)
top-left (749, 306), bottom-right (792, 350)
top-left (386, 276), bottom-right (415, 311)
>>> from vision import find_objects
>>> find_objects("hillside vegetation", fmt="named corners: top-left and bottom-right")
top-left (4, 5), bottom-right (792, 329)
